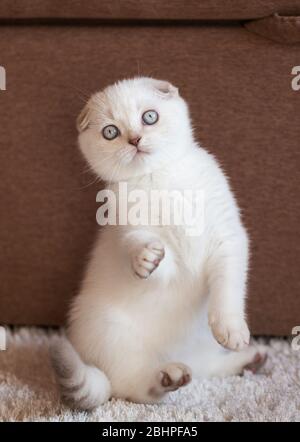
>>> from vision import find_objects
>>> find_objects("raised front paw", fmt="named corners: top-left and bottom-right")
top-left (132, 241), bottom-right (165, 279)
top-left (209, 314), bottom-right (250, 351)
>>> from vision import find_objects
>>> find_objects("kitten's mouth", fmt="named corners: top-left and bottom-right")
top-left (135, 147), bottom-right (150, 156)
top-left (126, 145), bottom-right (151, 163)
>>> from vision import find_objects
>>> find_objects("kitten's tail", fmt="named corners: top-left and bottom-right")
top-left (50, 336), bottom-right (111, 410)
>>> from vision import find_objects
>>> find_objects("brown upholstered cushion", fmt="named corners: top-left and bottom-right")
top-left (245, 13), bottom-right (300, 44)
top-left (0, 0), bottom-right (300, 21)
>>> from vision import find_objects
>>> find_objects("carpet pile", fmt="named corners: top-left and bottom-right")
top-left (0, 328), bottom-right (299, 422)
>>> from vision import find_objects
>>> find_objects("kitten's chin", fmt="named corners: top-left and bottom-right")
top-left (97, 146), bottom-right (188, 182)
top-left (97, 156), bottom-right (158, 182)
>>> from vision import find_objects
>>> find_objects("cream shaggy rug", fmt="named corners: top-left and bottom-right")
top-left (0, 327), bottom-right (299, 422)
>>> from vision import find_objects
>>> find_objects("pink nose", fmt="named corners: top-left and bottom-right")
top-left (129, 137), bottom-right (141, 147)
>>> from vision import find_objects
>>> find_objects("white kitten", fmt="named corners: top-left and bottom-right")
top-left (51, 77), bottom-right (267, 409)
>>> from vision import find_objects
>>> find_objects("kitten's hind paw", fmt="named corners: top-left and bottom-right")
top-left (132, 241), bottom-right (165, 279)
top-left (149, 362), bottom-right (192, 398)
top-left (159, 363), bottom-right (192, 392)
top-left (243, 348), bottom-right (268, 374)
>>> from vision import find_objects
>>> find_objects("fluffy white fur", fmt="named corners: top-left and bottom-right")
top-left (51, 77), bottom-right (266, 409)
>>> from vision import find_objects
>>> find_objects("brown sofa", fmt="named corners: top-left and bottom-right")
top-left (0, 1), bottom-right (299, 335)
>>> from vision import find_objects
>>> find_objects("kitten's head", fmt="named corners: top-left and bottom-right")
top-left (77, 77), bottom-right (192, 181)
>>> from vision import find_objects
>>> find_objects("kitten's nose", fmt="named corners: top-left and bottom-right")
top-left (128, 136), bottom-right (141, 147)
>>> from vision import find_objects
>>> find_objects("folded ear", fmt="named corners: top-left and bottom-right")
top-left (146, 78), bottom-right (179, 99)
top-left (76, 102), bottom-right (91, 132)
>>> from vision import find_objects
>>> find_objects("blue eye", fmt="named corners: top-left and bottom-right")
top-left (102, 125), bottom-right (119, 140)
top-left (142, 110), bottom-right (159, 125)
